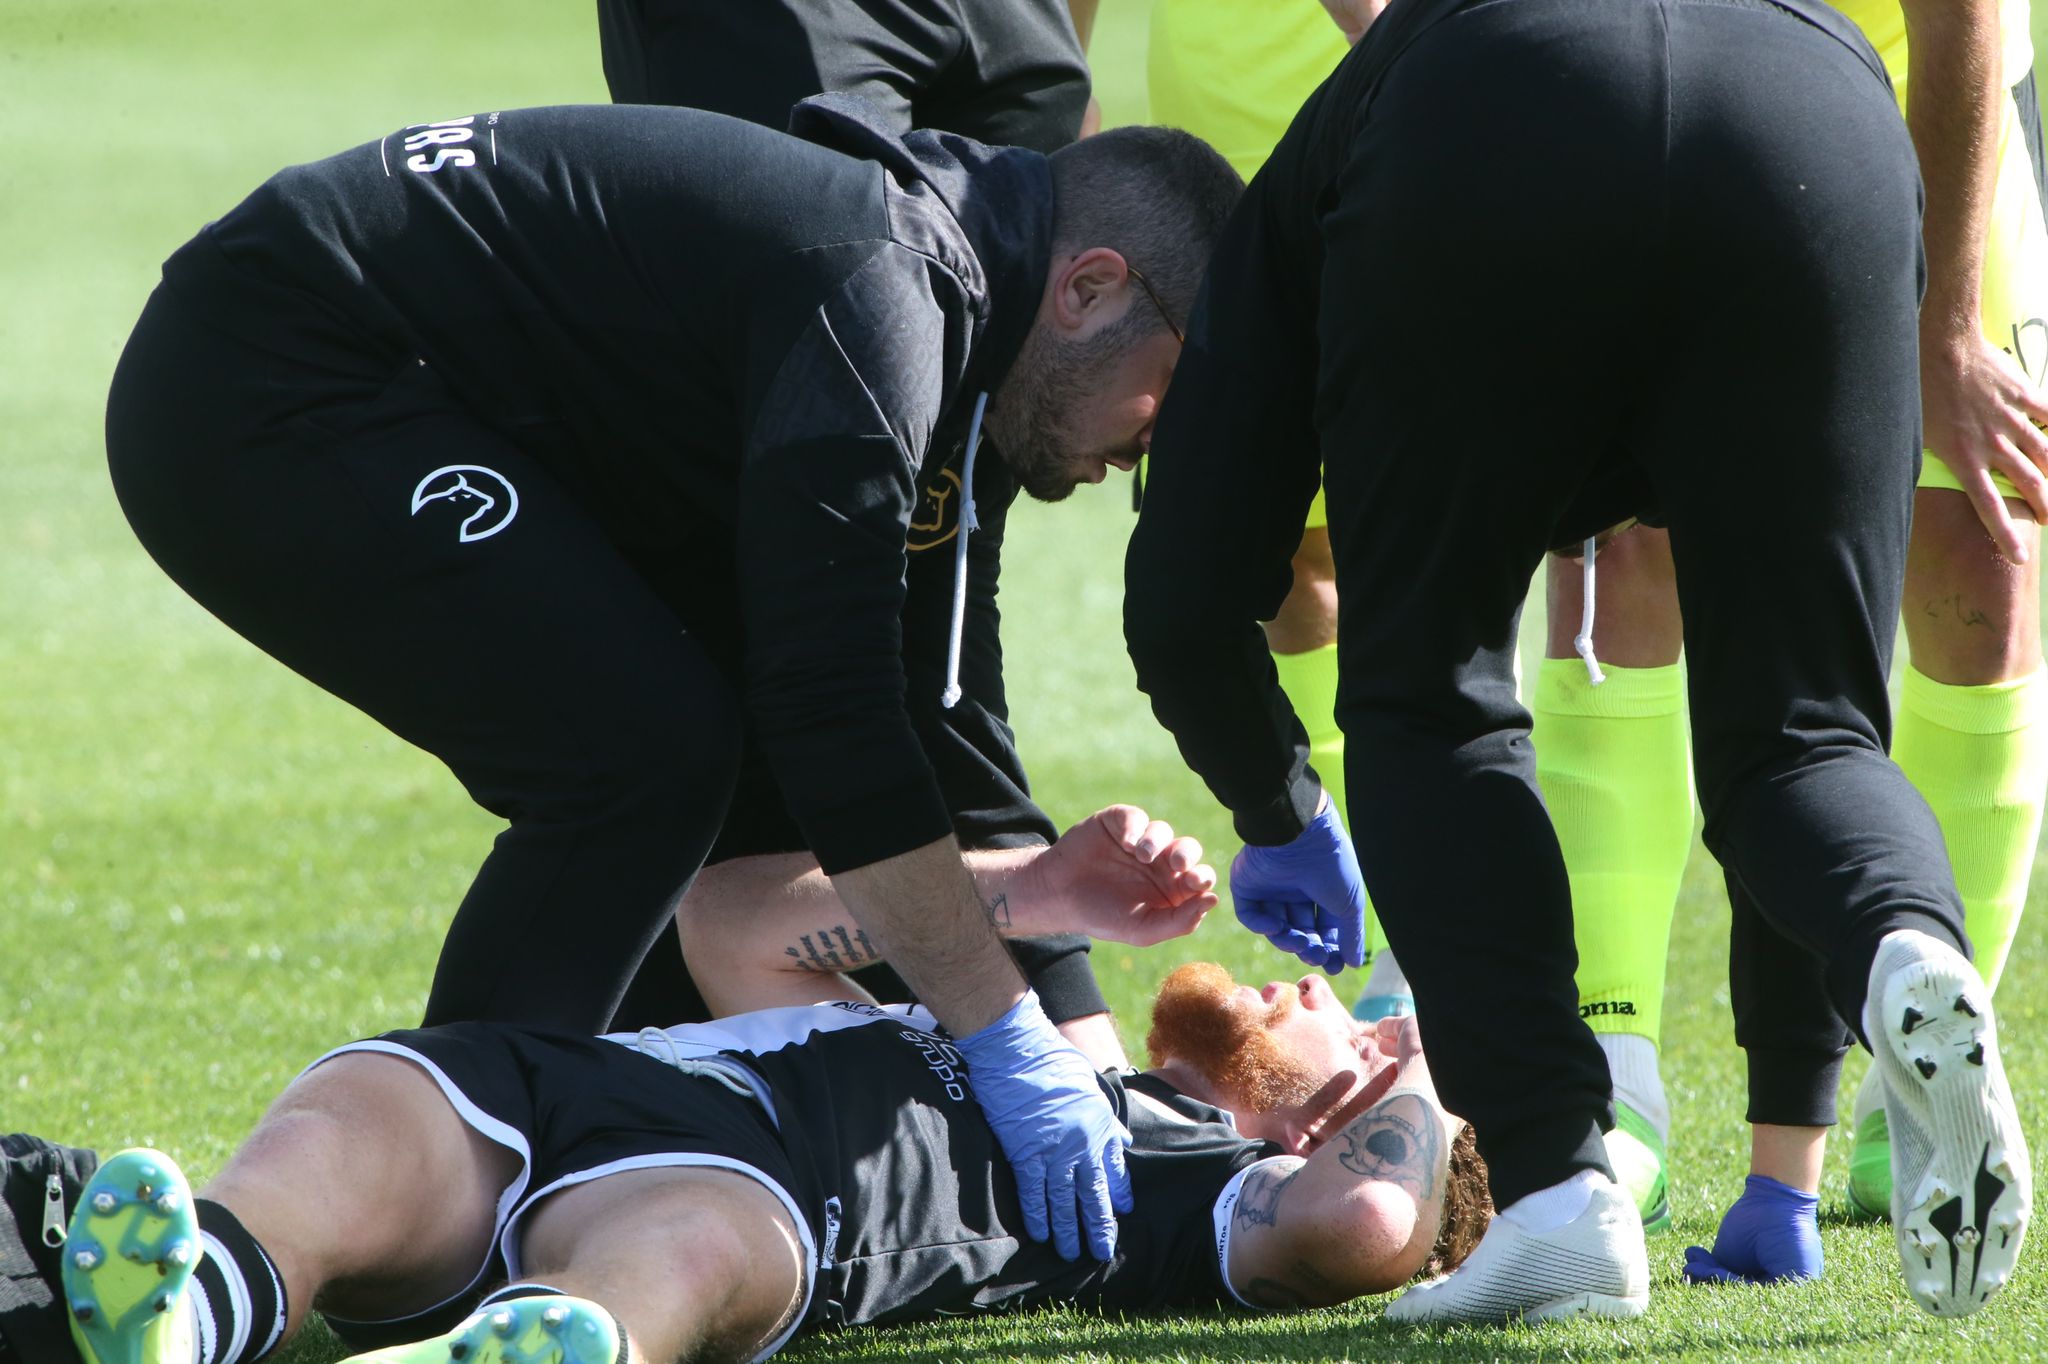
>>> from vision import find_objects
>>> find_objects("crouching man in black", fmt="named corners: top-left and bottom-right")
top-left (105, 95), bottom-right (1242, 1270)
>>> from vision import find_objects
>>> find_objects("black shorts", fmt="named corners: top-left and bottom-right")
top-left (309, 1025), bottom-right (819, 1360)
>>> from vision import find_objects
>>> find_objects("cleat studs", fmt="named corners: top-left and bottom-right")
top-left (490, 1309), bottom-right (515, 1335)
top-left (450, 1346), bottom-right (469, 1361)
top-left (1956, 1226), bottom-right (1981, 1249)
top-left (542, 1304), bottom-right (569, 1328)
top-left (1915, 1056), bottom-right (1939, 1079)
top-left (1967, 1042), bottom-right (1985, 1065)
top-left (1954, 995), bottom-right (1978, 1018)
top-left (72, 1248), bottom-right (100, 1270)
top-left (72, 1303), bottom-right (94, 1323)
top-left (165, 1242), bottom-right (192, 1267)
top-left (153, 1294), bottom-right (171, 1315)
top-left (91, 1191), bottom-right (117, 1215)
top-left (1902, 1006), bottom-right (1926, 1034)
top-left (154, 1191), bottom-right (181, 1215)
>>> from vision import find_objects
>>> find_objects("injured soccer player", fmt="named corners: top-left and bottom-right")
top-left (3, 819), bottom-right (1489, 1364)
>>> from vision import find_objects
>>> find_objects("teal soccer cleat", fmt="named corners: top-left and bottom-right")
top-left (61, 1148), bottom-right (199, 1364)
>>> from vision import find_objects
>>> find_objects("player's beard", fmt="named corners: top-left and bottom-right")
top-left (1143, 961), bottom-right (1324, 1114)
top-left (984, 312), bottom-right (1144, 503)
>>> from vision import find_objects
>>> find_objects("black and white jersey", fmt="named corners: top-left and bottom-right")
top-left (606, 1003), bottom-right (1281, 1327)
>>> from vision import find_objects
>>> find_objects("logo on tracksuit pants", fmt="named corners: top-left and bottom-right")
top-left (409, 465), bottom-right (519, 542)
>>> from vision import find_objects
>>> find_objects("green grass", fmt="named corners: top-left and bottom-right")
top-left (4, 2), bottom-right (2048, 1360)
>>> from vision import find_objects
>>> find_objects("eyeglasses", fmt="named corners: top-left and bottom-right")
top-left (1123, 265), bottom-right (1184, 514)
top-left (1126, 264), bottom-right (1185, 345)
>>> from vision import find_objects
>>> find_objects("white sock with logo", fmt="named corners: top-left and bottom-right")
top-left (1598, 1033), bottom-right (1670, 1142)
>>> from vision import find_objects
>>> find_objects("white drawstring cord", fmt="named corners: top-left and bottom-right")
top-left (633, 1027), bottom-right (757, 1100)
top-left (1575, 535), bottom-right (1606, 686)
top-left (940, 391), bottom-right (989, 709)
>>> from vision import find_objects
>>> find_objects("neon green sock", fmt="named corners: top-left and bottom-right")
top-left (1532, 659), bottom-right (1694, 1046)
top-left (1273, 642), bottom-right (1389, 958)
top-left (1892, 666), bottom-right (2048, 991)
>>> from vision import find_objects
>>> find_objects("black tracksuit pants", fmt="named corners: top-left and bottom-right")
top-left (1316, 0), bottom-right (1967, 1201)
top-left (107, 294), bottom-right (751, 1033)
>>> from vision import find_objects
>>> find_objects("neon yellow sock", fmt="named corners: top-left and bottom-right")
top-left (1273, 642), bottom-right (1389, 957)
top-left (1893, 666), bottom-right (2048, 992)
top-left (1532, 659), bottom-right (1694, 1046)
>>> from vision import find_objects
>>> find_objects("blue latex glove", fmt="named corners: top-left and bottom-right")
top-left (955, 992), bottom-right (1134, 1261)
top-left (1682, 1175), bottom-right (1823, 1284)
top-left (1229, 799), bottom-right (1369, 974)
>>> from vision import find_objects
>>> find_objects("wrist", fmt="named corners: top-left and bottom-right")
top-left (1920, 306), bottom-right (1984, 361)
top-left (957, 989), bottom-right (1053, 1056)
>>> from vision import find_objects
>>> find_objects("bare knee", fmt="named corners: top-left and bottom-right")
top-left (1904, 489), bottom-right (2042, 683)
top-left (520, 1170), bottom-right (805, 1364)
top-left (1543, 525), bottom-right (1680, 666)
top-left (204, 1052), bottom-right (517, 1320)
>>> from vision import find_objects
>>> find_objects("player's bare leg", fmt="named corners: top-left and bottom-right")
top-left (61, 1053), bottom-right (522, 1364)
top-left (204, 1053), bottom-right (524, 1338)
top-left (515, 1166), bottom-right (808, 1364)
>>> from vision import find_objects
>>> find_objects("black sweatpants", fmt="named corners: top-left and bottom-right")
top-left (1731, 66), bottom-right (2048, 1129)
top-left (106, 291), bottom-right (748, 1031)
top-left (1315, 0), bottom-right (1966, 1203)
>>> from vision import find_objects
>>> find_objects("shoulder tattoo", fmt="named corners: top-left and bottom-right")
top-left (1335, 1091), bottom-right (1443, 1202)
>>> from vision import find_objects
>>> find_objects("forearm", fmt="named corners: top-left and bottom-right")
top-left (673, 846), bottom-right (1067, 1006)
top-left (822, 834), bottom-right (1025, 1036)
top-left (1900, 0), bottom-right (2003, 348)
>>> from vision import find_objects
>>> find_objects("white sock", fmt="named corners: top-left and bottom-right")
top-left (1598, 1033), bottom-right (1670, 1141)
top-left (1500, 1168), bottom-right (1609, 1234)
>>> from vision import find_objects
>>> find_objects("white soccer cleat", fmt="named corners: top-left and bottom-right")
top-left (1383, 1178), bottom-right (1648, 1324)
top-left (1866, 930), bottom-right (2031, 1318)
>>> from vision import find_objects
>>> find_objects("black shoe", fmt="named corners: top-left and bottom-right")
top-left (0, 1133), bottom-right (101, 1364)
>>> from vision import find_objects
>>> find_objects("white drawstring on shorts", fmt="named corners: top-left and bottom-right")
top-left (939, 391), bottom-right (989, 709)
top-left (1575, 535), bottom-right (1606, 686)
top-left (633, 1027), bottom-right (758, 1101)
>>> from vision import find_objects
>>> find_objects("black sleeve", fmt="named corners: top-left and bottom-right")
top-left (596, 0), bottom-right (922, 132)
top-left (1123, 165), bottom-right (1326, 847)
top-left (738, 246), bottom-right (956, 874)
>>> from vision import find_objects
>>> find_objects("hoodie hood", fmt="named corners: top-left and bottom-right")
top-left (789, 93), bottom-right (1052, 403)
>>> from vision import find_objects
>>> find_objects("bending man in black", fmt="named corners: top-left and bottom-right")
top-left (1125, 0), bottom-right (2030, 1322)
top-left (587, 0), bottom-right (1114, 1062)
top-left (106, 96), bottom-right (1241, 1265)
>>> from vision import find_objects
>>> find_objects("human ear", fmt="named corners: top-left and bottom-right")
top-left (1052, 246), bottom-right (1133, 333)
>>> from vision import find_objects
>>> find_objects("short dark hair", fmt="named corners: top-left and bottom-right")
top-left (1046, 126), bottom-right (1244, 338)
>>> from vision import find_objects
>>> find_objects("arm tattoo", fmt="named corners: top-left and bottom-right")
top-left (1334, 1092), bottom-right (1443, 1203)
top-left (1233, 1161), bottom-right (1302, 1231)
top-left (983, 892), bottom-right (1012, 929)
top-left (782, 923), bottom-right (880, 973)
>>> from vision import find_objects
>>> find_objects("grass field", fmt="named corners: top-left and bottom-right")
top-left (4, 2), bottom-right (2048, 1360)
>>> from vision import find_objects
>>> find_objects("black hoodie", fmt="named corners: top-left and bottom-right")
top-left (158, 95), bottom-right (1054, 874)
